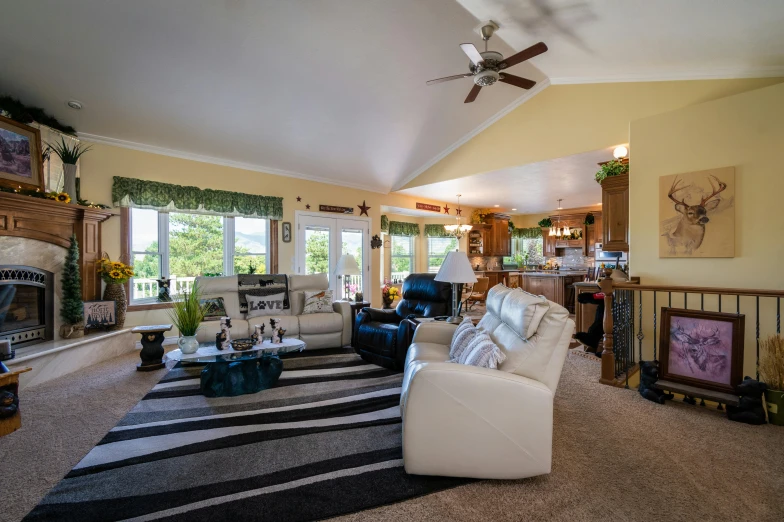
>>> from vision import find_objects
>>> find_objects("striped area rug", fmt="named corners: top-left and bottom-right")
top-left (24, 348), bottom-right (471, 521)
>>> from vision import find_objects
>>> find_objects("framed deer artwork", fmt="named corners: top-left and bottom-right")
top-left (659, 308), bottom-right (745, 394)
top-left (659, 166), bottom-right (735, 257)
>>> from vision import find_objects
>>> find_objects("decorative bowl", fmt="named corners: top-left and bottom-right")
top-left (230, 338), bottom-right (254, 351)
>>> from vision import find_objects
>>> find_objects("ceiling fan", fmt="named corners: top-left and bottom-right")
top-left (426, 22), bottom-right (548, 103)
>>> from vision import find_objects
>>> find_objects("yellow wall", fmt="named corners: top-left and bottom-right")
top-left (629, 82), bottom-right (784, 376)
top-left (403, 79), bottom-right (783, 190)
top-left (629, 82), bottom-right (784, 289)
top-left (78, 143), bottom-right (456, 327)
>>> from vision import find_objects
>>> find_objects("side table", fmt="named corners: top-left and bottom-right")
top-left (349, 301), bottom-right (370, 345)
top-left (132, 324), bottom-right (172, 371)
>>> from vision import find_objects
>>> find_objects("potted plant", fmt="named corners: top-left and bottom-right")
top-left (760, 335), bottom-right (784, 426)
top-left (168, 283), bottom-right (209, 354)
top-left (538, 217), bottom-right (552, 228)
top-left (595, 159), bottom-right (629, 184)
top-left (59, 235), bottom-right (84, 339)
top-left (48, 137), bottom-right (92, 203)
top-left (96, 255), bottom-right (134, 329)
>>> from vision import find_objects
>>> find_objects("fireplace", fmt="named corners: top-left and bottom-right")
top-left (0, 265), bottom-right (54, 348)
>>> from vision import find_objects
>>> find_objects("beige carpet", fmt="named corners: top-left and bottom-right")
top-left (2, 349), bottom-right (783, 522)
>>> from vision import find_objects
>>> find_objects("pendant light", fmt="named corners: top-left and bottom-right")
top-left (444, 194), bottom-right (473, 239)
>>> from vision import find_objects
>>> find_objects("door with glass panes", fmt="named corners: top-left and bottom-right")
top-left (295, 212), bottom-right (370, 302)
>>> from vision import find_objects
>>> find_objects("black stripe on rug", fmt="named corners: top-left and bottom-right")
top-left (99, 394), bottom-right (401, 444)
top-left (25, 448), bottom-right (416, 522)
top-left (142, 368), bottom-right (399, 400)
top-left (66, 417), bottom-right (402, 479)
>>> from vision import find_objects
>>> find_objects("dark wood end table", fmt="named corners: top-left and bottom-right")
top-left (132, 324), bottom-right (172, 371)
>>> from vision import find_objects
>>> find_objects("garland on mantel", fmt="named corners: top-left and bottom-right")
top-left (111, 176), bottom-right (283, 219)
top-left (0, 95), bottom-right (77, 135)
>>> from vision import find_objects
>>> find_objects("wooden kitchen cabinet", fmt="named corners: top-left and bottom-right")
top-left (601, 174), bottom-right (629, 252)
top-left (482, 213), bottom-right (511, 256)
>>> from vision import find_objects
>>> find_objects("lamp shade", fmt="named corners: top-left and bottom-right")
top-left (435, 251), bottom-right (477, 284)
top-left (334, 254), bottom-right (361, 276)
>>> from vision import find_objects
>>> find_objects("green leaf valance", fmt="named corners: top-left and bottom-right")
top-left (388, 220), bottom-right (420, 237)
top-left (511, 227), bottom-right (542, 239)
top-left (112, 176), bottom-right (283, 220)
top-left (380, 215), bottom-right (389, 233)
top-left (424, 224), bottom-right (453, 237)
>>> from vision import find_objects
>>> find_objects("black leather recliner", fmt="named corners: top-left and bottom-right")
top-left (353, 273), bottom-right (453, 370)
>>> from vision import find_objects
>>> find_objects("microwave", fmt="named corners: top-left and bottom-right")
top-left (595, 245), bottom-right (627, 262)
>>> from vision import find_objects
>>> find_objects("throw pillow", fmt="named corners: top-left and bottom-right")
top-left (302, 290), bottom-right (334, 314)
top-left (450, 317), bottom-right (474, 351)
top-left (449, 323), bottom-right (477, 363)
top-left (200, 297), bottom-right (227, 321)
top-left (459, 332), bottom-right (507, 369)
top-left (246, 292), bottom-right (286, 318)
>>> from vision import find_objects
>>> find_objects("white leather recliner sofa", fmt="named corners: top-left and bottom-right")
top-left (400, 284), bottom-right (575, 479)
top-left (193, 273), bottom-right (352, 349)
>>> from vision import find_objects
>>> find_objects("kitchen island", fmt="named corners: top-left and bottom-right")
top-left (472, 270), bottom-right (586, 311)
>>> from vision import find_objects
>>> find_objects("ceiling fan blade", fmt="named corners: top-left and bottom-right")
top-left (499, 73), bottom-right (537, 90)
top-left (426, 73), bottom-right (472, 86)
top-left (460, 43), bottom-right (484, 66)
top-left (464, 84), bottom-right (481, 103)
top-left (501, 42), bottom-right (548, 69)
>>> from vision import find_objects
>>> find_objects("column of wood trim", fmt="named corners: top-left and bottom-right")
top-left (120, 207), bottom-right (131, 305)
top-left (269, 219), bottom-right (279, 274)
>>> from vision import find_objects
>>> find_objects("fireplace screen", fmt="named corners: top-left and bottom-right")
top-left (0, 266), bottom-right (54, 347)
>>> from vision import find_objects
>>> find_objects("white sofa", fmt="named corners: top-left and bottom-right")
top-left (400, 284), bottom-right (575, 479)
top-left (193, 274), bottom-right (352, 349)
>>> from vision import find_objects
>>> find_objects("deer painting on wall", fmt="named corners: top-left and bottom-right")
top-left (659, 167), bottom-right (735, 258)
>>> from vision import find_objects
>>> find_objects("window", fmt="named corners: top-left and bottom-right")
top-left (427, 237), bottom-right (457, 273)
top-left (129, 210), bottom-right (269, 303)
top-left (510, 237), bottom-right (545, 266)
top-left (390, 235), bottom-right (414, 280)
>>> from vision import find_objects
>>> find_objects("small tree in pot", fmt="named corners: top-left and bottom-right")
top-left (60, 234), bottom-right (84, 338)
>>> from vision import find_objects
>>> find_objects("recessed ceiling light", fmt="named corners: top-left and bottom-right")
top-left (512, 208), bottom-right (517, 211)
top-left (66, 100), bottom-right (83, 110)
top-left (494, 204), bottom-right (500, 207)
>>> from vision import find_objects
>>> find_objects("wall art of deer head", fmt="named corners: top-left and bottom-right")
top-left (659, 167), bottom-right (735, 258)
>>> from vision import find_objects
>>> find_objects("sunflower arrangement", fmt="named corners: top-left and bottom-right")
top-left (46, 191), bottom-right (72, 204)
top-left (97, 256), bottom-right (134, 284)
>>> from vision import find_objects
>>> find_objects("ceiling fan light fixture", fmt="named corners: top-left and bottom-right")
top-left (474, 70), bottom-right (499, 86)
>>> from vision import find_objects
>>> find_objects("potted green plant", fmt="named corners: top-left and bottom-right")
top-left (760, 335), bottom-right (784, 426)
top-left (168, 283), bottom-right (209, 354)
top-left (48, 137), bottom-right (92, 203)
top-left (595, 159), bottom-right (629, 184)
top-left (538, 217), bottom-right (552, 228)
top-left (59, 235), bottom-right (84, 339)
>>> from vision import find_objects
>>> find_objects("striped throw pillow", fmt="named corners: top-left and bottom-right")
top-left (449, 324), bottom-right (477, 363)
top-left (449, 318), bottom-right (475, 358)
top-left (460, 332), bottom-right (507, 369)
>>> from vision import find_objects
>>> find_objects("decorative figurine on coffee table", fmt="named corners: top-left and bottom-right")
top-left (215, 317), bottom-right (232, 350)
top-left (272, 327), bottom-right (286, 344)
top-left (251, 324), bottom-right (265, 345)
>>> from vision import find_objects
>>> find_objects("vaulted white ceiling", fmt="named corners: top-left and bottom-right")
top-left (1, 1), bottom-right (782, 196)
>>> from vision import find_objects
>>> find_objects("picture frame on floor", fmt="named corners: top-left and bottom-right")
top-left (659, 307), bottom-right (745, 394)
top-left (0, 115), bottom-right (44, 192)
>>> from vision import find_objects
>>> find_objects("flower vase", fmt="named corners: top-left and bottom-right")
top-left (382, 297), bottom-right (394, 310)
top-left (103, 282), bottom-right (127, 330)
top-left (178, 335), bottom-right (199, 355)
top-left (62, 163), bottom-right (78, 203)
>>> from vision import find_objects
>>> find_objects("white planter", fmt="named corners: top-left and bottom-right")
top-left (62, 163), bottom-right (77, 203)
top-left (178, 335), bottom-right (199, 354)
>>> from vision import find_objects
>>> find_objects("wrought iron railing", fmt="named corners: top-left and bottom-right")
top-left (598, 279), bottom-right (784, 388)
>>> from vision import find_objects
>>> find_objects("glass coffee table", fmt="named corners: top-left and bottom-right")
top-left (165, 338), bottom-right (305, 397)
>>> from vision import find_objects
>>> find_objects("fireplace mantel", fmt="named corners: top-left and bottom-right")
top-left (0, 192), bottom-right (114, 300)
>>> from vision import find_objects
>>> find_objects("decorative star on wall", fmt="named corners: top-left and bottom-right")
top-left (357, 200), bottom-right (370, 216)
top-left (443, 205), bottom-right (450, 214)
top-left (305, 204), bottom-right (310, 210)
top-left (296, 196), bottom-right (301, 202)
top-left (456, 208), bottom-right (462, 216)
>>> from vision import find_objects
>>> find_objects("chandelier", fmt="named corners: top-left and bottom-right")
top-left (444, 194), bottom-right (473, 239)
top-left (548, 199), bottom-right (570, 238)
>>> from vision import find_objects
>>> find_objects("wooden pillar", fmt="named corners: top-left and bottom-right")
top-left (599, 277), bottom-right (616, 385)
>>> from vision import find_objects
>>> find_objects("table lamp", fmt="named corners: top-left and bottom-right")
top-left (435, 251), bottom-right (477, 323)
top-left (335, 254), bottom-right (361, 300)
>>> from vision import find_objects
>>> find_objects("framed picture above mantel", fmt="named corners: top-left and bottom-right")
top-left (0, 115), bottom-right (44, 192)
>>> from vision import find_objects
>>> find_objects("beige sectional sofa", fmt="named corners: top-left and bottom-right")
top-left (194, 273), bottom-right (352, 349)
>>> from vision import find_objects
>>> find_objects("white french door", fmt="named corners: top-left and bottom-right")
top-left (295, 211), bottom-right (371, 302)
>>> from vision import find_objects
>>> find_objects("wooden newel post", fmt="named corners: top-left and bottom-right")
top-left (598, 277), bottom-right (616, 385)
